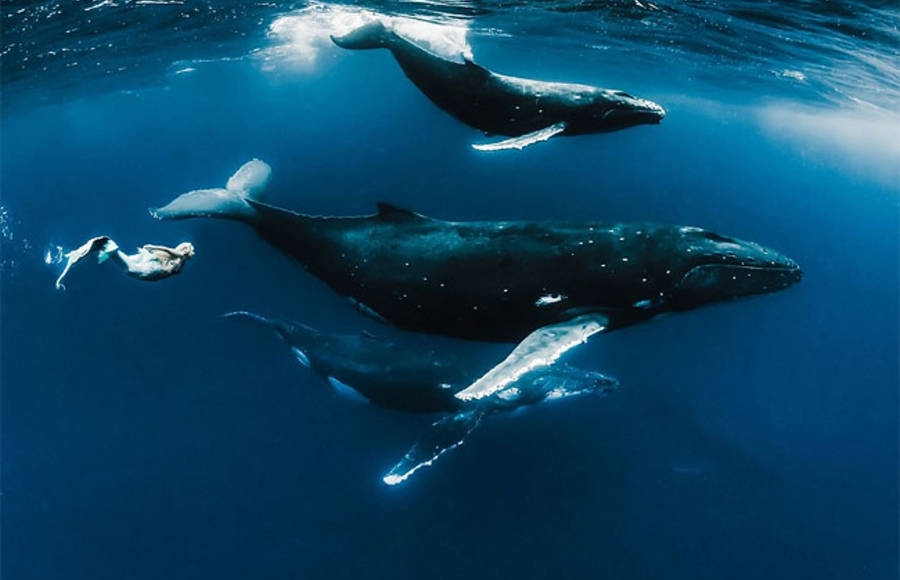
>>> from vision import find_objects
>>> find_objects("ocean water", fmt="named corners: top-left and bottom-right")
top-left (2, 2), bottom-right (898, 579)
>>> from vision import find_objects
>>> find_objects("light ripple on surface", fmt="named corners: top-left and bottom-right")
top-left (2, 0), bottom-right (898, 112)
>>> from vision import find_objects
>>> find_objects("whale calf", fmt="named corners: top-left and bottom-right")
top-left (227, 311), bottom-right (618, 484)
top-left (331, 21), bottom-right (665, 151)
top-left (154, 160), bottom-right (801, 403)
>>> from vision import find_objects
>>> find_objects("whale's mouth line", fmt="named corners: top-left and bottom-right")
top-left (721, 265), bottom-right (797, 273)
top-left (676, 263), bottom-right (803, 289)
top-left (602, 103), bottom-right (666, 123)
top-left (682, 263), bottom-right (802, 276)
top-left (636, 100), bottom-right (666, 119)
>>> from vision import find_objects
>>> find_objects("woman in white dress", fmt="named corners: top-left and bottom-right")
top-left (55, 236), bottom-right (195, 290)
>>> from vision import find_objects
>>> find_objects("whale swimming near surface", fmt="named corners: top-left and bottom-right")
top-left (153, 160), bottom-right (801, 403)
top-left (226, 310), bottom-right (618, 485)
top-left (330, 21), bottom-right (666, 151)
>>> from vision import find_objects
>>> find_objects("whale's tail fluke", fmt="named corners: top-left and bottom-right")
top-left (331, 21), bottom-right (394, 50)
top-left (150, 159), bottom-right (271, 222)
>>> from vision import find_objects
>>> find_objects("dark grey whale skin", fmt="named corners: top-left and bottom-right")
top-left (227, 312), bottom-right (617, 414)
top-left (234, 200), bottom-right (801, 342)
top-left (331, 22), bottom-right (666, 138)
top-left (233, 312), bottom-right (470, 412)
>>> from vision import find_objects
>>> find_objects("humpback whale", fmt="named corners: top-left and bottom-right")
top-left (153, 160), bottom-right (801, 404)
top-left (226, 311), bottom-right (618, 484)
top-left (331, 21), bottom-right (665, 151)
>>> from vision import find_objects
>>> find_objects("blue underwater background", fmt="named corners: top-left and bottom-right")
top-left (1, 2), bottom-right (898, 579)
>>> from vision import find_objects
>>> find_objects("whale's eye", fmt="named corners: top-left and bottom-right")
top-left (704, 232), bottom-right (735, 243)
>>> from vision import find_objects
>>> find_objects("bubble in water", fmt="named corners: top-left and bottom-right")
top-left (0, 205), bottom-right (13, 242)
top-left (264, 3), bottom-right (472, 71)
top-left (45, 245), bottom-right (64, 265)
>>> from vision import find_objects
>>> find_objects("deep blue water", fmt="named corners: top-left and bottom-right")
top-left (2, 2), bottom-right (898, 579)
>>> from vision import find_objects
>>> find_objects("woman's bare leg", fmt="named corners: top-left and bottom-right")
top-left (54, 236), bottom-right (110, 290)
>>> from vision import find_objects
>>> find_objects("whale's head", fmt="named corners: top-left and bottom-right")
top-left (574, 89), bottom-right (666, 133)
top-left (663, 227), bottom-right (802, 310)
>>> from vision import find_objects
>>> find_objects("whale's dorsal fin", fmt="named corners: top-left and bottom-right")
top-left (461, 56), bottom-right (494, 80)
top-left (376, 202), bottom-right (427, 222)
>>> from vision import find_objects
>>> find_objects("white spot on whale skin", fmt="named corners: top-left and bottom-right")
top-left (497, 387), bottom-right (520, 401)
top-left (84, 0), bottom-right (117, 11)
top-left (544, 387), bottom-right (572, 400)
top-left (535, 294), bottom-right (567, 307)
top-left (328, 376), bottom-right (369, 404)
top-left (291, 347), bottom-right (310, 368)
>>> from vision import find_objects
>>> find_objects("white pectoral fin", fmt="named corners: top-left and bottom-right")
top-left (472, 122), bottom-right (566, 152)
top-left (455, 314), bottom-right (609, 402)
top-left (383, 410), bottom-right (484, 486)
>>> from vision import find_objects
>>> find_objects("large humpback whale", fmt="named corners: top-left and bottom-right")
top-left (154, 160), bottom-right (801, 402)
top-left (227, 311), bottom-right (618, 484)
top-left (331, 21), bottom-right (665, 151)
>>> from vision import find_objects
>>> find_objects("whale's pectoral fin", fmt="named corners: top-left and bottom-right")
top-left (383, 410), bottom-right (484, 485)
top-left (472, 122), bottom-right (566, 152)
top-left (520, 363), bottom-right (620, 402)
top-left (455, 313), bottom-right (609, 402)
